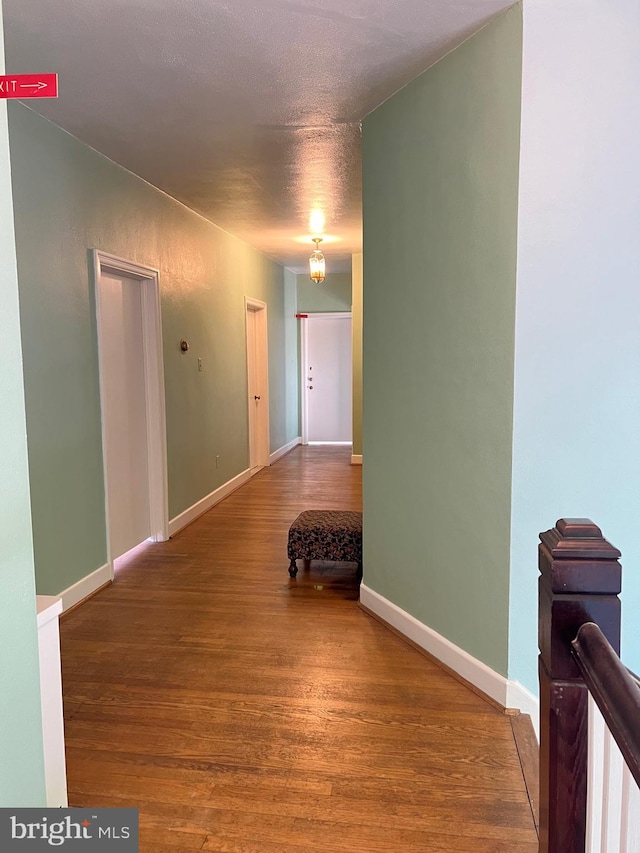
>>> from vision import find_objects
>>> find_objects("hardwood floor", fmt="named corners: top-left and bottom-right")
top-left (60, 446), bottom-right (537, 852)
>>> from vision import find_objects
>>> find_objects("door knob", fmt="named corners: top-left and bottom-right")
top-left (254, 395), bottom-right (261, 400)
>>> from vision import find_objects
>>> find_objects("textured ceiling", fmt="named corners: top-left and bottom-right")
top-left (4, 0), bottom-right (514, 273)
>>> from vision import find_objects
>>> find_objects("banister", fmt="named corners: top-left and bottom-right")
top-left (538, 518), bottom-right (622, 853)
top-left (571, 621), bottom-right (640, 788)
top-left (628, 668), bottom-right (640, 689)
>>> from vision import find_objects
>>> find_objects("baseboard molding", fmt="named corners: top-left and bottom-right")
top-left (60, 563), bottom-right (112, 614)
top-left (270, 436), bottom-right (301, 465)
top-left (507, 681), bottom-right (540, 739)
top-left (360, 584), bottom-right (538, 718)
top-left (169, 467), bottom-right (255, 537)
top-left (350, 454), bottom-right (363, 465)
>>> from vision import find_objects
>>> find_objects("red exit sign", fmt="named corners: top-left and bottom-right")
top-left (0, 74), bottom-right (58, 99)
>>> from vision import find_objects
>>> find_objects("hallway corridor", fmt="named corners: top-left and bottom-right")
top-left (60, 447), bottom-right (537, 852)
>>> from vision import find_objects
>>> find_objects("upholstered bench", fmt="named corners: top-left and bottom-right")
top-left (287, 510), bottom-right (362, 580)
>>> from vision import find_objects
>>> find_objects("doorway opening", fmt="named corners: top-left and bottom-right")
top-left (245, 297), bottom-right (270, 470)
top-left (300, 312), bottom-right (353, 445)
top-left (93, 250), bottom-right (169, 578)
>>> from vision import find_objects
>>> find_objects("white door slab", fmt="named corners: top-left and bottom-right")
top-left (306, 315), bottom-right (352, 443)
top-left (99, 269), bottom-right (152, 559)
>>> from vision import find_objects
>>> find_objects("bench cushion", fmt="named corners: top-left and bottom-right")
top-left (288, 510), bottom-right (362, 563)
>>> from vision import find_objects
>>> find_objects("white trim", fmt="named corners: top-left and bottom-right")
top-left (269, 436), bottom-right (301, 465)
top-left (169, 467), bottom-right (255, 537)
top-left (350, 454), bottom-right (363, 465)
top-left (361, 585), bottom-right (541, 725)
top-left (360, 585), bottom-right (510, 708)
top-left (36, 595), bottom-right (63, 629)
top-left (300, 316), bottom-right (309, 444)
top-left (506, 681), bottom-right (540, 739)
top-left (140, 275), bottom-right (170, 542)
top-left (308, 441), bottom-right (352, 446)
top-left (302, 312), bottom-right (353, 320)
top-left (245, 297), bottom-right (270, 469)
top-left (36, 595), bottom-right (67, 807)
top-left (93, 250), bottom-right (170, 575)
top-left (60, 563), bottom-right (112, 613)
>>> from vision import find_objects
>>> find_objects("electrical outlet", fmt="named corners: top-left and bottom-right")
top-left (215, 455), bottom-right (220, 468)
top-left (197, 357), bottom-right (203, 372)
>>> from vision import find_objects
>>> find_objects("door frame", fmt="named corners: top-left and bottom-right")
top-left (300, 312), bottom-right (352, 445)
top-left (245, 296), bottom-right (270, 469)
top-left (93, 250), bottom-right (170, 576)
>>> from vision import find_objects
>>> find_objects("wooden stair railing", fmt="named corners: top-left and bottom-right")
top-left (571, 622), bottom-right (640, 789)
top-left (538, 517), bottom-right (637, 853)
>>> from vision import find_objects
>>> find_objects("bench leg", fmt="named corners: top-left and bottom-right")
top-left (356, 563), bottom-right (363, 583)
top-left (303, 558), bottom-right (311, 572)
top-left (288, 559), bottom-right (298, 578)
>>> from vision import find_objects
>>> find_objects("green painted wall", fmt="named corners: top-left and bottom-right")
top-left (283, 268), bottom-right (300, 439)
top-left (351, 254), bottom-right (363, 458)
top-left (0, 13), bottom-right (46, 804)
top-left (296, 272), bottom-right (351, 313)
top-left (362, 7), bottom-right (522, 676)
top-left (9, 105), bottom-right (298, 596)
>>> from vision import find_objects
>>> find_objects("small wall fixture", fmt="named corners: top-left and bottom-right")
top-left (309, 237), bottom-right (326, 284)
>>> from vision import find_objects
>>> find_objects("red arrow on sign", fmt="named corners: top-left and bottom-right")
top-left (0, 74), bottom-right (58, 100)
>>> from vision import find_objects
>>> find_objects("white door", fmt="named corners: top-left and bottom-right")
top-left (306, 315), bottom-right (352, 442)
top-left (245, 298), bottom-right (270, 468)
top-left (99, 269), bottom-right (152, 559)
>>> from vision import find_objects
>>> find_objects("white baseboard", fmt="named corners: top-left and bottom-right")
top-left (59, 467), bottom-right (260, 610)
top-left (60, 563), bottom-right (112, 613)
top-left (360, 585), bottom-right (538, 721)
top-left (169, 467), bottom-right (254, 537)
top-left (270, 436), bottom-right (301, 465)
top-left (507, 680), bottom-right (540, 739)
top-left (350, 454), bottom-right (363, 465)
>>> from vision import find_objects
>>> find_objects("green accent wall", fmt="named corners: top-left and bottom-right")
top-left (362, 7), bottom-right (522, 676)
top-left (0, 29), bottom-right (46, 802)
top-left (296, 272), bottom-right (351, 313)
top-left (9, 104), bottom-right (299, 596)
top-left (283, 268), bottom-right (300, 440)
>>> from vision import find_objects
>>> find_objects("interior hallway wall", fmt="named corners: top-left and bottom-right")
top-left (362, 6), bottom-right (522, 676)
top-left (509, 0), bottom-right (640, 693)
top-left (9, 104), bottom-right (299, 597)
top-left (0, 7), bottom-right (46, 804)
top-left (283, 269), bottom-right (301, 441)
top-left (296, 272), bottom-right (352, 313)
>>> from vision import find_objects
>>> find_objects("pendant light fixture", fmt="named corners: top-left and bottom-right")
top-left (309, 237), bottom-right (326, 284)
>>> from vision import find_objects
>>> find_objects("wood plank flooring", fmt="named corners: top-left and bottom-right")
top-left (60, 446), bottom-right (537, 852)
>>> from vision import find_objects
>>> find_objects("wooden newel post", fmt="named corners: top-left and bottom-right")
top-left (538, 519), bottom-right (622, 853)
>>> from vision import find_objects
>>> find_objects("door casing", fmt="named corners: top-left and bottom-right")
top-left (245, 296), bottom-right (270, 469)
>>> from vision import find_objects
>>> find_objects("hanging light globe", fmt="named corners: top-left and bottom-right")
top-left (309, 237), bottom-right (326, 284)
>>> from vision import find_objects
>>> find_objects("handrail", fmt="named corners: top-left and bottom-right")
top-left (628, 667), bottom-right (640, 689)
top-left (571, 621), bottom-right (640, 788)
top-left (538, 518), bottom-right (624, 853)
